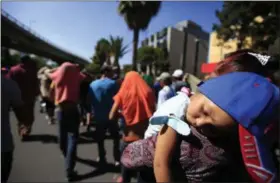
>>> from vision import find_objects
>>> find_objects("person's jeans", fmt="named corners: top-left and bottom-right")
top-left (119, 117), bottom-right (125, 133)
top-left (95, 120), bottom-right (120, 162)
top-left (56, 106), bottom-right (80, 176)
top-left (45, 98), bottom-right (55, 119)
top-left (79, 101), bottom-right (90, 125)
top-left (1, 151), bottom-right (13, 183)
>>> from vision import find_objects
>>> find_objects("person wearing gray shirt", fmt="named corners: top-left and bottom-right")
top-left (1, 76), bottom-right (25, 182)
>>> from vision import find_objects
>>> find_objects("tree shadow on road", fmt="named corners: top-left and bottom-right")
top-left (22, 134), bottom-right (58, 143)
top-left (79, 130), bottom-right (122, 143)
top-left (78, 135), bottom-right (97, 144)
top-left (74, 157), bottom-right (120, 181)
top-left (22, 133), bottom-right (98, 145)
top-left (20, 131), bottom-right (120, 145)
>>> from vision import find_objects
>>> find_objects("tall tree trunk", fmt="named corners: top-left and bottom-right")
top-left (114, 58), bottom-right (121, 76)
top-left (132, 28), bottom-right (139, 71)
top-left (113, 57), bottom-right (119, 67)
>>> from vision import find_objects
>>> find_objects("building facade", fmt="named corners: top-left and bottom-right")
top-left (206, 16), bottom-right (280, 64)
top-left (141, 20), bottom-right (209, 78)
top-left (202, 30), bottom-right (279, 76)
top-left (207, 34), bottom-right (279, 64)
top-left (207, 31), bottom-right (253, 63)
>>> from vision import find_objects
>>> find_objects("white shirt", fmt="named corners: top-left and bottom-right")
top-left (157, 85), bottom-right (175, 109)
top-left (145, 92), bottom-right (190, 139)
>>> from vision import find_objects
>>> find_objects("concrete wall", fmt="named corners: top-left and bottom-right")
top-left (164, 27), bottom-right (209, 78)
top-left (184, 33), bottom-right (196, 74)
top-left (196, 39), bottom-right (209, 78)
top-left (169, 28), bottom-right (184, 72)
top-left (184, 33), bottom-right (209, 78)
top-left (166, 27), bottom-right (172, 52)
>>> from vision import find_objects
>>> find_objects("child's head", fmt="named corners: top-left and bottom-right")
top-left (186, 91), bottom-right (236, 137)
top-left (186, 72), bottom-right (279, 138)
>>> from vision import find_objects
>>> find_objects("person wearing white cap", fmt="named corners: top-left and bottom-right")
top-left (172, 69), bottom-right (190, 92)
top-left (156, 72), bottom-right (176, 109)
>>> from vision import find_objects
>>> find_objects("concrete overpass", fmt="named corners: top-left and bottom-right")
top-left (1, 10), bottom-right (89, 66)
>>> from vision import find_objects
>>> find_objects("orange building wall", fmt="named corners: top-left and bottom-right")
top-left (208, 31), bottom-right (253, 63)
top-left (208, 16), bottom-right (265, 63)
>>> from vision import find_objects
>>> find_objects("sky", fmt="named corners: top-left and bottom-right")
top-left (2, 1), bottom-right (223, 66)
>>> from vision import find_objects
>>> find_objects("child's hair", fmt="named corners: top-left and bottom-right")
top-left (213, 50), bottom-right (279, 84)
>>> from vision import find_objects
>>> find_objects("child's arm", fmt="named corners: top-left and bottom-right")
top-left (154, 124), bottom-right (178, 182)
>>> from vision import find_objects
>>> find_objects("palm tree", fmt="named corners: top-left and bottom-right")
top-left (118, 1), bottom-right (161, 71)
top-left (92, 38), bottom-right (111, 66)
top-left (109, 35), bottom-right (129, 67)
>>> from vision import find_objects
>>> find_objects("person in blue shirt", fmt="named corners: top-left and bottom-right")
top-left (153, 80), bottom-right (162, 102)
top-left (87, 65), bottom-right (120, 166)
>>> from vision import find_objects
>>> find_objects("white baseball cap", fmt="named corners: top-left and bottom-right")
top-left (157, 72), bottom-right (171, 81)
top-left (172, 69), bottom-right (184, 78)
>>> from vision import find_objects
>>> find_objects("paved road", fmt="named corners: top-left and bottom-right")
top-left (9, 101), bottom-right (130, 182)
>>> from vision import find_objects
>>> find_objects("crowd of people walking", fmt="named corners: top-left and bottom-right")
top-left (1, 49), bottom-right (280, 183)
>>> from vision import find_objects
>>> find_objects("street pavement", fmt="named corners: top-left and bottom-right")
top-left (8, 101), bottom-right (132, 182)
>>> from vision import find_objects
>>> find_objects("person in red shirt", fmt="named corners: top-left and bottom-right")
top-left (47, 62), bottom-right (85, 181)
top-left (8, 55), bottom-right (39, 140)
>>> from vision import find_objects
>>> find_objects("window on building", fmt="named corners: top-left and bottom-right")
top-left (157, 40), bottom-right (167, 50)
top-left (142, 39), bottom-right (149, 47)
top-left (157, 28), bottom-right (167, 39)
top-left (151, 35), bottom-right (155, 42)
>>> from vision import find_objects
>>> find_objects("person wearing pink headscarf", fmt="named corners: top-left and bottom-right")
top-left (48, 62), bottom-right (85, 181)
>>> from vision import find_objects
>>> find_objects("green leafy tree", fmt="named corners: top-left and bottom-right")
top-left (85, 62), bottom-right (101, 75)
top-left (137, 46), bottom-right (168, 74)
top-left (137, 46), bottom-right (157, 65)
top-left (248, 3), bottom-right (279, 51)
top-left (1, 48), bottom-right (21, 68)
top-left (122, 64), bottom-right (133, 74)
top-left (33, 56), bottom-right (47, 69)
top-left (109, 35), bottom-right (129, 67)
top-left (92, 36), bottom-right (129, 73)
top-left (213, 2), bottom-right (279, 51)
top-left (118, 1), bottom-right (162, 71)
top-left (92, 38), bottom-right (111, 66)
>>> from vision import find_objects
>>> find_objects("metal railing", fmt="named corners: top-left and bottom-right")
top-left (1, 9), bottom-right (89, 62)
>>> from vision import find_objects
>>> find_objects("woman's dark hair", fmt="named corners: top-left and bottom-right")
top-left (213, 49), bottom-right (279, 84)
top-left (162, 77), bottom-right (172, 86)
